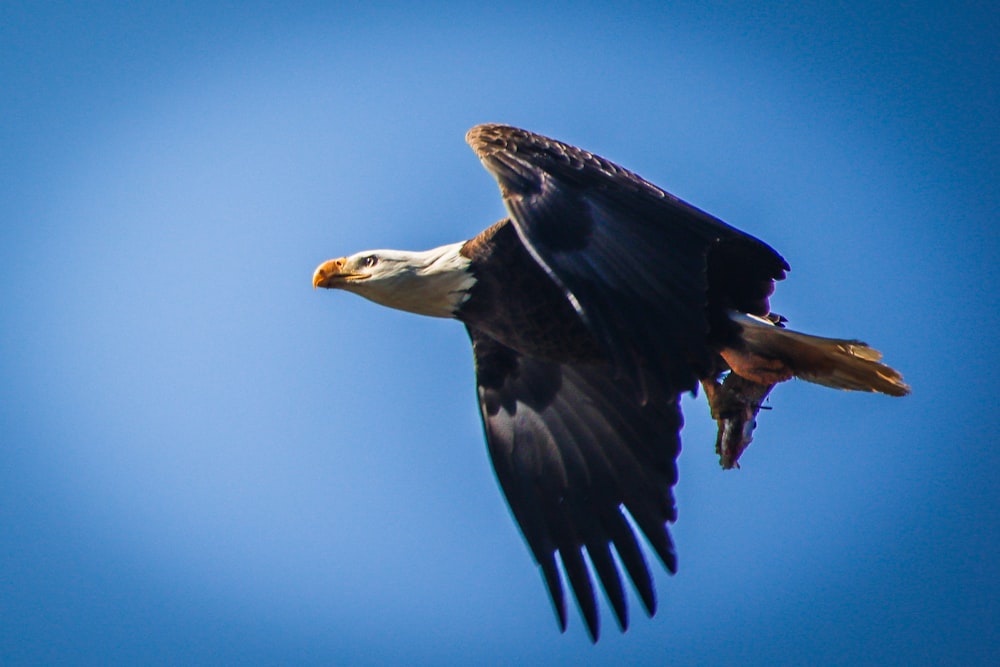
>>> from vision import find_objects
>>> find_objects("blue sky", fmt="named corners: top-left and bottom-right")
top-left (2, 2), bottom-right (997, 664)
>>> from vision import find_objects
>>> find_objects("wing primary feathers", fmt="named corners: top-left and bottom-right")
top-left (626, 505), bottom-right (679, 575)
top-left (604, 508), bottom-right (657, 617)
top-left (560, 546), bottom-right (600, 642)
top-left (539, 555), bottom-right (567, 632)
top-left (585, 540), bottom-right (629, 632)
top-left (468, 326), bottom-right (682, 639)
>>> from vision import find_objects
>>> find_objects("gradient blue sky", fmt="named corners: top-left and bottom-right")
top-left (2, 2), bottom-right (997, 665)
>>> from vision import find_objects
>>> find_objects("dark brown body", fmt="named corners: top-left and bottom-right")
top-left (458, 220), bottom-right (603, 363)
top-left (457, 217), bottom-right (783, 378)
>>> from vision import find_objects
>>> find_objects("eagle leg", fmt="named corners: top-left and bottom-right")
top-left (719, 346), bottom-right (794, 386)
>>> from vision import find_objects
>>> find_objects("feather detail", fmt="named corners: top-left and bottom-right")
top-left (728, 312), bottom-right (910, 396)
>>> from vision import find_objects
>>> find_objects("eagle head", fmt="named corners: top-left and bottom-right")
top-left (312, 244), bottom-right (476, 319)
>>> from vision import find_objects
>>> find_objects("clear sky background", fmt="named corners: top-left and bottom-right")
top-left (2, 2), bottom-right (997, 665)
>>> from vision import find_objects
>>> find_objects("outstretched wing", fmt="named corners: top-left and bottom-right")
top-left (468, 326), bottom-right (682, 641)
top-left (467, 124), bottom-right (788, 398)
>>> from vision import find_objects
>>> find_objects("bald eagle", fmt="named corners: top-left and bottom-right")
top-left (312, 124), bottom-right (908, 641)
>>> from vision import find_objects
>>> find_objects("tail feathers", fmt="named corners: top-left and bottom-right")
top-left (730, 312), bottom-right (911, 397)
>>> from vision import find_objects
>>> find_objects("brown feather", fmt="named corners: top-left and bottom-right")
top-left (730, 313), bottom-right (910, 397)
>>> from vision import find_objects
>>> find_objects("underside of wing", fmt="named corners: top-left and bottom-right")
top-left (468, 326), bottom-right (682, 641)
top-left (467, 124), bottom-right (789, 398)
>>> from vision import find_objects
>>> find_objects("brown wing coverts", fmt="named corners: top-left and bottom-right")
top-left (468, 327), bottom-right (682, 641)
top-left (467, 124), bottom-right (788, 398)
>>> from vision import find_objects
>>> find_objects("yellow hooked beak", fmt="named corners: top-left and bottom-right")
top-left (312, 258), bottom-right (370, 288)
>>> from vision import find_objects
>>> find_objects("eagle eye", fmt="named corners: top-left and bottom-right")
top-left (362, 255), bottom-right (379, 268)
